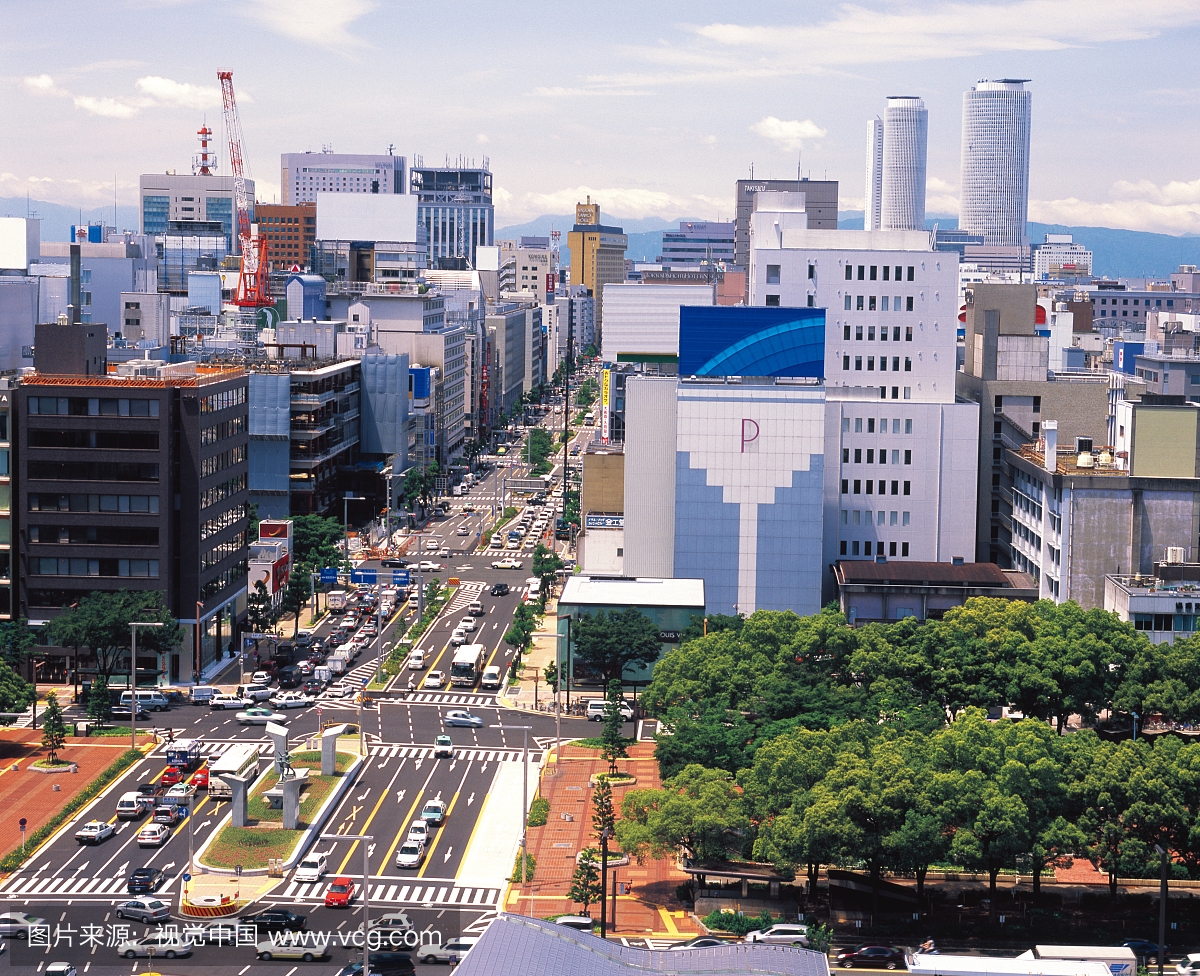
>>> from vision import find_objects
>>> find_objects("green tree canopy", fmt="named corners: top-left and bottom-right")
top-left (45, 591), bottom-right (182, 683)
top-left (572, 609), bottom-right (662, 684)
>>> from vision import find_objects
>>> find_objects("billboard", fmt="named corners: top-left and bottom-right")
top-left (601, 368), bottom-right (611, 444)
top-left (678, 306), bottom-right (825, 379)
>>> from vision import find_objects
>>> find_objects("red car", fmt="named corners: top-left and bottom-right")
top-left (160, 767), bottom-right (184, 786)
top-left (188, 767), bottom-right (210, 790)
top-left (324, 877), bottom-right (356, 908)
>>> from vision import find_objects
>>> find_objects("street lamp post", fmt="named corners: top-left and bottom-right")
top-left (321, 833), bottom-right (372, 974)
top-left (130, 621), bottom-right (164, 752)
top-left (1155, 843), bottom-right (1168, 976)
top-left (496, 722), bottom-right (532, 889)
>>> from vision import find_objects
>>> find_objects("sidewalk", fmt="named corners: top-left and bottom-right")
top-left (499, 595), bottom-right (562, 714)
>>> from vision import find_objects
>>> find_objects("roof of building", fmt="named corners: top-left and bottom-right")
top-left (456, 915), bottom-right (830, 976)
top-left (834, 560), bottom-right (1032, 588)
top-left (560, 575), bottom-right (705, 609)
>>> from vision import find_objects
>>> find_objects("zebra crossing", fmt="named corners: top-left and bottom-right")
top-left (367, 743), bottom-right (541, 763)
top-left (405, 692), bottom-right (498, 706)
top-left (445, 581), bottom-right (485, 613)
top-left (1, 874), bottom-right (162, 898)
top-left (279, 880), bottom-right (500, 908)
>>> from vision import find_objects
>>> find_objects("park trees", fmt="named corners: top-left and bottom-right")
top-left (45, 591), bottom-right (182, 684)
top-left (600, 679), bottom-right (628, 775)
top-left (617, 764), bottom-right (748, 865)
top-left (40, 692), bottom-right (66, 764)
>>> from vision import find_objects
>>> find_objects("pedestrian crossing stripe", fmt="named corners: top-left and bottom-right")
top-left (406, 693), bottom-right (498, 706)
top-left (367, 745), bottom-right (542, 764)
top-left (281, 881), bottom-right (500, 907)
top-left (1, 875), bottom-right (147, 897)
top-left (445, 581), bottom-right (485, 613)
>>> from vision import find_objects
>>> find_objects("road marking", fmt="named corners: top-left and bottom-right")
top-left (466, 792), bottom-right (475, 806)
top-left (334, 748), bottom-right (414, 875)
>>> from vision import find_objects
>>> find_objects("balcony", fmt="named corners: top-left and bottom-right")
top-left (290, 432), bottom-right (360, 470)
top-left (291, 388), bottom-right (338, 407)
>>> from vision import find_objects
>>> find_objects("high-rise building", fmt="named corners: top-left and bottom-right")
top-left (959, 79), bottom-right (1032, 247)
top-left (881, 96), bottom-right (928, 231)
top-left (734, 178), bottom-right (838, 299)
top-left (410, 163), bottom-right (494, 269)
top-left (567, 199), bottom-right (626, 343)
top-left (281, 152), bottom-right (406, 205)
top-left (139, 173), bottom-right (252, 254)
top-left (864, 118), bottom-right (884, 231)
top-left (660, 221), bottom-right (736, 269)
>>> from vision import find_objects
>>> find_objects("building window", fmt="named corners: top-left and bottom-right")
top-left (840, 540), bottom-right (847, 555)
top-left (841, 479), bottom-right (849, 494)
top-left (889, 541), bottom-right (897, 556)
top-left (853, 480), bottom-right (861, 494)
top-left (906, 296), bottom-right (914, 311)
top-left (904, 357), bottom-right (911, 371)
top-left (855, 418), bottom-right (863, 432)
top-left (858, 265), bottom-right (865, 280)
top-left (766, 265), bottom-right (781, 284)
top-left (856, 325), bottom-right (864, 340)
top-left (845, 265), bottom-right (853, 281)
top-left (807, 296), bottom-right (814, 307)
top-left (870, 266), bottom-right (877, 280)
top-left (843, 355), bottom-right (850, 370)
top-left (854, 449), bottom-right (862, 463)
top-left (903, 387), bottom-right (911, 399)
top-left (891, 480), bottom-right (899, 495)
top-left (881, 296), bottom-right (890, 311)
top-left (842, 448), bottom-right (849, 463)
top-left (765, 295), bottom-right (780, 306)
top-left (903, 511), bottom-right (910, 526)
top-left (869, 296), bottom-right (877, 311)
top-left (907, 266), bottom-right (915, 281)
top-left (845, 295), bottom-right (852, 310)
top-left (903, 481), bottom-right (910, 495)
top-left (808, 265), bottom-right (815, 280)
top-left (905, 419), bottom-right (913, 434)
top-left (857, 296), bottom-right (865, 311)
top-left (855, 357), bottom-right (862, 370)
top-left (902, 542), bottom-right (909, 556)
top-left (852, 541), bottom-right (860, 555)
top-left (904, 450), bottom-right (912, 464)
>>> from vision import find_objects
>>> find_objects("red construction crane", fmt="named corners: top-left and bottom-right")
top-left (216, 69), bottom-right (272, 307)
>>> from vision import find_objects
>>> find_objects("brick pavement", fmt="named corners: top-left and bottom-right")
top-left (510, 741), bottom-right (698, 938)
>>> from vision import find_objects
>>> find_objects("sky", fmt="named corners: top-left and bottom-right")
top-left (3, 0), bottom-right (1200, 234)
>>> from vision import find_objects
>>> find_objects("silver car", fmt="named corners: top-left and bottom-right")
top-left (116, 933), bottom-right (194, 959)
top-left (415, 937), bottom-right (479, 965)
top-left (0, 912), bottom-right (46, 938)
top-left (744, 922), bottom-right (810, 946)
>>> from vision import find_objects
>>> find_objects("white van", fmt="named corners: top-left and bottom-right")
top-left (480, 665), bottom-right (503, 690)
top-left (586, 698), bottom-right (634, 722)
top-left (408, 649), bottom-right (428, 670)
top-left (120, 690), bottom-right (170, 713)
top-left (116, 791), bottom-right (152, 820)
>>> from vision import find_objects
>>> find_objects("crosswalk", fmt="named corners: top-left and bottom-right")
top-left (279, 880), bottom-right (500, 908)
top-left (445, 581), bottom-right (485, 613)
top-left (1, 874), bottom-right (156, 898)
top-left (404, 692), bottom-right (498, 706)
top-left (367, 744), bottom-right (542, 763)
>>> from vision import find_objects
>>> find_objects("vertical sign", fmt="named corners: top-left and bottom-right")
top-left (600, 368), bottom-right (611, 445)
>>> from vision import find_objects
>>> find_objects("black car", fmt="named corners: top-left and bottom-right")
top-left (241, 908), bottom-right (306, 933)
top-left (302, 680), bottom-right (323, 696)
top-left (137, 782), bottom-right (164, 798)
top-left (126, 867), bottom-right (165, 894)
top-left (337, 954), bottom-right (415, 976)
top-left (1123, 941), bottom-right (1165, 964)
top-left (277, 667), bottom-right (301, 689)
top-left (381, 558), bottom-right (408, 569)
top-left (110, 706), bottom-right (149, 722)
top-left (490, 582), bottom-right (510, 596)
top-left (836, 945), bottom-right (906, 969)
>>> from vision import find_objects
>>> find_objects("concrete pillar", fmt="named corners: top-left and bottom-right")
top-left (221, 773), bottom-right (253, 828)
top-left (741, 877), bottom-right (749, 898)
top-left (321, 725), bottom-right (341, 776)
top-left (280, 776), bottom-right (304, 830)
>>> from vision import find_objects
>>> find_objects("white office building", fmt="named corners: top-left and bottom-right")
top-left (139, 173), bottom-right (252, 252)
top-left (282, 152), bottom-right (406, 204)
top-left (600, 283), bottom-right (714, 364)
top-left (1034, 233), bottom-right (1093, 281)
top-left (882, 97), bottom-right (928, 232)
top-left (864, 117), bottom-right (884, 232)
top-left (959, 79), bottom-right (1032, 247)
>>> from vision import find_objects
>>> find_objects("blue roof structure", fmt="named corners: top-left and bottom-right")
top-left (678, 306), bottom-right (825, 379)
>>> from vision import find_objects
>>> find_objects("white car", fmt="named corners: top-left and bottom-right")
top-left (209, 694), bottom-right (246, 710)
top-left (423, 670), bottom-right (446, 689)
top-left (744, 923), bottom-right (810, 947)
top-left (252, 671), bottom-right (272, 686)
top-left (438, 547), bottom-right (451, 558)
top-left (449, 630), bottom-right (468, 646)
top-left (270, 691), bottom-right (310, 709)
top-left (416, 937), bottom-right (479, 965)
top-left (395, 839), bottom-right (426, 869)
top-left (457, 617), bottom-right (476, 632)
top-left (368, 911), bottom-right (414, 933)
top-left (293, 852), bottom-right (328, 882)
top-left (433, 734), bottom-right (454, 758)
top-left (45, 963), bottom-right (75, 976)
top-left (164, 783), bottom-right (196, 801)
top-left (417, 560), bottom-right (442, 572)
top-left (136, 823), bottom-right (171, 847)
top-left (116, 933), bottom-right (194, 959)
top-left (491, 558), bottom-right (522, 569)
top-left (74, 820), bottom-right (115, 844)
top-left (406, 820), bottom-right (429, 845)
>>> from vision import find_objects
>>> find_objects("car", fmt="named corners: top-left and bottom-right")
top-left (324, 877), bottom-right (357, 908)
top-left (160, 766), bottom-right (185, 786)
top-left (125, 867), bottom-right (165, 894)
top-left (271, 691), bottom-right (311, 709)
top-left (444, 709), bottom-right (483, 728)
top-left (294, 853), bottom-right (328, 882)
top-left (255, 939), bottom-right (330, 962)
top-left (458, 617), bottom-right (476, 632)
top-left (114, 898), bottom-right (170, 924)
top-left (554, 916), bottom-right (595, 933)
top-left (423, 670), bottom-right (446, 689)
top-left (339, 953), bottom-right (417, 976)
top-left (490, 582), bottom-right (510, 596)
top-left (189, 766), bottom-right (210, 790)
top-left (136, 823), bottom-right (171, 846)
top-left (74, 820), bottom-right (115, 844)
top-left (456, 527), bottom-right (470, 536)
top-left (367, 911), bottom-right (415, 933)
top-left (438, 547), bottom-right (451, 558)
top-left (406, 820), bottom-right (429, 845)
top-left (1125, 942), bottom-right (1165, 965)
top-left (381, 558), bottom-right (408, 568)
top-left (449, 630), bottom-right (468, 647)
top-left (210, 694), bottom-right (247, 710)
top-left (239, 683), bottom-right (274, 702)
top-left (252, 670), bottom-right (272, 685)
top-left (137, 781), bottom-right (165, 798)
top-left (669, 936), bottom-right (733, 950)
top-left (302, 679), bottom-right (324, 696)
top-left (110, 705), bottom-right (149, 722)
top-left (45, 963), bottom-right (76, 976)
top-left (116, 933), bottom-right (193, 959)
top-left (491, 558), bottom-right (522, 569)
top-left (837, 945), bottom-right (906, 969)
top-left (586, 698), bottom-right (634, 722)
top-left (237, 706), bottom-right (288, 725)
top-left (165, 783), bottom-right (196, 800)
top-left (744, 923), bottom-right (810, 947)
top-left (295, 660), bottom-right (314, 676)
top-left (468, 601), bottom-right (484, 616)
top-left (147, 804), bottom-right (180, 824)
top-left (394, 839), bottom-right (425, 869)
top-left (420, 798), bottom-right (447, 826)
top-left (240, 908), bottom-right (306, 933)
top-left (0, 912), bottom-right (46, 938)
top-left (417, 561), bottom-right (442, 571)
top-left (416, 937), bottom-right (479, 965)
top-left (433, 734), bottom-right (454, 758)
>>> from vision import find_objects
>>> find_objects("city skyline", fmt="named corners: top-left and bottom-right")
top-left (2, 1), bottom-right (1200, 234)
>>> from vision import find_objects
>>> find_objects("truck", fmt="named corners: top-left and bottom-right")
top-left (450, 644), bottom-right (486, 687)
top-left (328, 590), bottom-right (349, 613)
top-left (327, 652), bottom-right (350, 675)
top-left (164, 738), bottom-right (202, 771)
top-left (379, 588), bottom-right (398, 614)
top-left (906, 952), bottom-right (1120, 976)
top-left (1020, 948), bottom-right (1137, 976)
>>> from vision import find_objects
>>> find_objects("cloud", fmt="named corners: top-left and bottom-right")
top-left (497, 185), bottom-right (724, 224)
top-left (23, 74), bottom-right (68, 97)
top-left (244, 0), bottom-right (376, 52)
top-left (925, 176), bottom-right (960, 215)
top-left (1031, 177), bottom-right (1200, 235)
top-left (72, 95), bottom-right (140, 119)
top-left (135, 76), bottom-right (223, 110)
top-left (750, 117), bottom-right (826, 153)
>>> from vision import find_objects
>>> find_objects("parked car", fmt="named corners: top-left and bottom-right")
top-left (837, 945), bottom-right (906, 969)
top-left (74, 820), bottom-right (114, 845)
top-left (444, 710), bottom-right (483, 728)
top-left (115, 897), bottom-right (170, 924)
top-left (136, 823), bottom-right (171, 847)
top-left (394, 839), bottom-right (425, 869)
top-left (237, 706), bottom-right (287, 725)
top-left (415, 937), bottom-right (479, 965)
top-left (125, 867), bottom-right (165, 894)
top-left (255, 940), bottom-right (329, 962)
top-left (324, 877), bottom-right (357, 908)
top-left (294, 853), bottom-right (328, 883)
top-left (239, 909), bottom-right (306, 933)
top-left (115, 933), bottom-right (193, 959)
top-left (420, 799), bottom-right (447, 826)
top-left (433, 734), bottom-right (454, 758)
top-left (744, 923), bottom-right (809, 947)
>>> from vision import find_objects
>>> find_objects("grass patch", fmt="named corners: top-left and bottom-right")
top-left (0, 748), bottom-right (142, 872)
top-left (87, 726), bottom-right (146, 737)
top-left (30, 759), bottom-right (73, 769)
top-left (245, 751), bottom-right (354, 823)
top-left (527, 797), bottom-right (550, 827)
top-left (510, 851), bottom-right (536, 882)
top-left (204, 825), bottom-right (301, 869)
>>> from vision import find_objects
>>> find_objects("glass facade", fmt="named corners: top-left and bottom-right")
top-left (205, 197), bottom-right (235, 249)
top-left (142, 195), bottom-right (169, 235)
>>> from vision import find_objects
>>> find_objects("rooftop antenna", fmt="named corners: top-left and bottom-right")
top-left (749, 161), bottom-right (754, 179)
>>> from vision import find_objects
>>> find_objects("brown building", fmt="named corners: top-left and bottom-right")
top-left (256, 202), bottom-right (316, 270)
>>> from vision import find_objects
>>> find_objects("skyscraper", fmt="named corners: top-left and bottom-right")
top-left (959, 79), bottom-right (1032, 246)
top-left (881, 96), bottom-right (928, 231)
top-left (864, 117), bottom-right (883, 231)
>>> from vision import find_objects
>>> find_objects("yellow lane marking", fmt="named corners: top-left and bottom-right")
top-left (416, 790), bottom-right (461, 878)
top-left (381, 790), bottom-right (425, 869)
top-left (335, 779), bottom-right (395, 875)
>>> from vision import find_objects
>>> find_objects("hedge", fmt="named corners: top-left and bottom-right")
top-left (0, 747), bottom-right (143, 871)
top-left (527, 797), bottom-right (550, 827)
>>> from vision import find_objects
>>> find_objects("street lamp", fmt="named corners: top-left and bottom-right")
top-left (1155, 843), bottom-right (1168, 976)
top-left (129, 621), bottom-right (164, 751)
top-left (322, 833), bottom-right (372, 974)
top-left (495, 722), bottom-right (532, 889)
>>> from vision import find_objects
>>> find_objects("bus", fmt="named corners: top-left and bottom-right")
top-left (584, 411), bottom-right (595, 426)
top-left (207, 743), bottom-right (262, 799)
top-left (450, 644), bottom-right (486, 687)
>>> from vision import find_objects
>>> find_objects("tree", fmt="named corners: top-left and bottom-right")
top-left (569, 848), bottom-right (603, 915)
top-left (572, 609), bottom-right (662, 684)
top-left (0, 619), bottom-right (37, 670)
top-left (617, 765), bottom-right (748, 865)
top-left (949, 787), bottom-right (1030, 922)
top-left (593, 779), bottom-right (615, 839)
top-left (86, 675), bottom-right (112, 725)
top-left (504, 603), bottom-right (536, 654)
top-left (280, 569), bottom-right (314, 638)
top-left (41, 692), bottom-right (66, 764)
top-left (291, 515), bottom-right (344, 571)
top-left (0, 658), bottom-right (35, 721)
top-left (245, 579), bottom-right (275, 633)
top-left (532, 544), bottom-right (563, 605)
top-left (601, 679), bottom-right (628, 775)
top-left (543, 661), bottom-right (558, 695)
top-left (45, 591), bottom-right (182, 684)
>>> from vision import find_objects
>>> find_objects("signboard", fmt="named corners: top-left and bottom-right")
top-left (659, 630), bottom-right (682, 643)
top-left (546, 273), bottom-right (556, 297)
top-left (392, 570), bottom-right (411, 586)
top-left (320, 567), bottom-right (339, 583)
top-left (585, 513), bottom-right (624, 529)
top-left (600, 368), bottom-right (611, 445)
top-left (351, 569), bottom-right (377, 584)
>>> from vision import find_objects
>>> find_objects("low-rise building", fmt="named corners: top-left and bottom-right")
top-left (1105, 561), bottom-right (1200, 645)
top-left (835, 559), bottom-right (1038, 624)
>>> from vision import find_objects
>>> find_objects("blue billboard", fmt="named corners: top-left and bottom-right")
top-left (678, 306), bottom-right (825, 379)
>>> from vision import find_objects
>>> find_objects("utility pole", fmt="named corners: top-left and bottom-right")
top-left (129, 621), bottom-right (163, 751)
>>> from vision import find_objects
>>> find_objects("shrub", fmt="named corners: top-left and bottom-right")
top-left (510, 851), bottom-right (536, 881)
top-left (527, 797), bottom-right (550, 827)
top-left (702, 909), bottom-right (776, 936)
